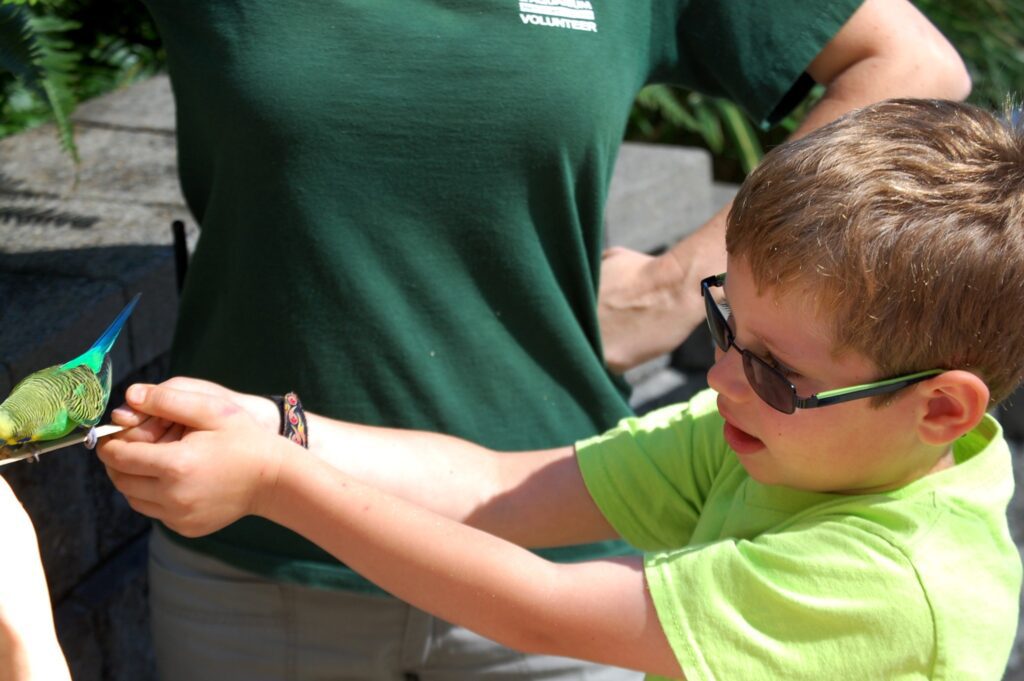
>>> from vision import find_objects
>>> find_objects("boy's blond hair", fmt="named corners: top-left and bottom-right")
top-left (727, 99), bottom-right (1024, 404)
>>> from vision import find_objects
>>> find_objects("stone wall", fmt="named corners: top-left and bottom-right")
top-left (1, 75), bottom-right (1022, 680)
top-left (0, 75), bottom-right (189, 681)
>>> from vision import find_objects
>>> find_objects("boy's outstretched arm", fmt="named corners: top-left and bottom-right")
top-left (305, 405), bottom-right (620, 548)
top-left (272, 447), bottom-right (681, 677)
top-left (99, 385), bottom-right (683, 677)
top-left (104, 378), bottom-right (619, 547)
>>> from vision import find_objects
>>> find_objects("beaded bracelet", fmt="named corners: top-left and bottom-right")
top-left (269, 392), bottom-right (308, 449)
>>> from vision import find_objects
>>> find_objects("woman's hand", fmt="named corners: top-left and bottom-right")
top-left (598, 246), bottom-right (706, 373)
top-left (98, 383), bottom-right (293, 538)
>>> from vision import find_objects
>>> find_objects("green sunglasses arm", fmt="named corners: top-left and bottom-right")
top-left (796, 370), bottom-right (945, 410)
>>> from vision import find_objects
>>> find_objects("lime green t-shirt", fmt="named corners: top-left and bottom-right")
top-left (142, 0), bottom-right (864, 590)
top-left (578, 389), bottom-right (1022, 680)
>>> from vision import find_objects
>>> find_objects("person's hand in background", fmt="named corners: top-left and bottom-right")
top-left (0, 475), bottom-right (71, 681)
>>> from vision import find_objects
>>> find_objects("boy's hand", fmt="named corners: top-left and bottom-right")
top-left (110, 376), bottom-right (280, 443)
top-left (97, 384), bottom-right (289, 538)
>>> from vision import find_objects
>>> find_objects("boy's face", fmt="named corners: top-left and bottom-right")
top-left (706, 258), bottom-right (946, 494)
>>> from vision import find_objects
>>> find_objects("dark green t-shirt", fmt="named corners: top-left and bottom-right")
top-left (143, 0), bottom-right (864, 591)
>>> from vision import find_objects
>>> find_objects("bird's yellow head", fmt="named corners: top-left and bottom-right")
top-left (0, 410), bottom-right (17, 447)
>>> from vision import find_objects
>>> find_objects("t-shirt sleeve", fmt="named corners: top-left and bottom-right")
top-left (650, 0), bottom-right (866, 127)
top-left (646, 520), bottom-right (935, 680)
top-left (576, 389), bottom-right (730, 551)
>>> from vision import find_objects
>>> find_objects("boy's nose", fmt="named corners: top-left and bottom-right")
top-left (707, 346), bottom-right (753, 403)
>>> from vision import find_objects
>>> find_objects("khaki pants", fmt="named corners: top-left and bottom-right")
top-left (148, 528), bottom-right (644, 681)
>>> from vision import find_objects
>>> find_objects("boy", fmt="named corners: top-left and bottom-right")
top-left (99, 99), bottom-right (1023, 680)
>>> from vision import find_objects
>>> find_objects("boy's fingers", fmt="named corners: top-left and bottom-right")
top-left (122, 495), bottom-right (165, 522)
top-left (163, 376), bottom-right (235, 399)
top-left (108, 414), bottom-right (172, 444)
top-left (110, 405), bottom-right (148, 428)
top-left (158, 423), bottom-right (187, 445)
top-left (98, 438), bottom-right (179, 477)
top-left (125, 384), bottom-right (235, 431)
top-left (105, 467), bottom-right (161, 503)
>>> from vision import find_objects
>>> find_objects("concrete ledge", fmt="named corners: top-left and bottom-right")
top-left (0, 273), bottom-right (128, 384)
top-left (605, 142), bottom-right (717, 253)
top-left (72, 76), bottom-right (177, 133)
top-left (0, 123), bottom-right (181, 206)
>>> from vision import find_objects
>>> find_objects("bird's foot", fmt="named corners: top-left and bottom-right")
top-left (84, 427), bottom-right (98, 450)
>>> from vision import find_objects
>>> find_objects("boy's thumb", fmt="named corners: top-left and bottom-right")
top-left (125, 383), bottom-right (232, 431)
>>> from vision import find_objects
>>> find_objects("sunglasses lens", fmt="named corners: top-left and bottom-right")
top-left (742, 353), bottom-right (796, 414)
top-left (704, 294), bottom-right (731, 351)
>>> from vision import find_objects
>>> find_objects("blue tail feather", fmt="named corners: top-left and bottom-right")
top-left (61, 293), bottom-right (142, 371)
top-left (91, 293), bottom-right (141, 356)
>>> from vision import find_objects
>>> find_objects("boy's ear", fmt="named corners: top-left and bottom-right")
top-left (915, 370), bottom-right (990, 446)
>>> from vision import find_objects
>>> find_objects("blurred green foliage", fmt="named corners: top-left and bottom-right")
top-left (916, 0), bottom-right (1024, 110)
top-left (0, 0), bottom-right (1021, 177)
top-left (0, 0), bottom-right (163, 160)
top-left (1, 3), bottom-right (81, 159)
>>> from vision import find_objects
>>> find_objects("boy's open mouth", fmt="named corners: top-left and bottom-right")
top-left (723, 420), bottom-right (766, 455)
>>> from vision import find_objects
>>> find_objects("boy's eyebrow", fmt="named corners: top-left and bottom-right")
top-left (720, 278), bottom-right (831, 378)
top-left (756, 321), bottom-right (835, 379)
top-left (756, 332), bottom-right (804, 368)
top-left (721, 288), bottom-right (816, 374)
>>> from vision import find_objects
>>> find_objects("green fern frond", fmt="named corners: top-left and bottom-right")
top-left (0, 4), bottom-right (39, 84)
top-left (0, 3), bottom-right (79, 163)
top-left (29, 13), bottom-right (80, 162)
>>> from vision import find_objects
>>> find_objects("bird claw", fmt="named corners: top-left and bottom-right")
top-left (19, 444), bottom-right (41, 463)
top-left (0, 440), bottom-right (31, 462)
top-left (84, 428), bottom-right (98, 450)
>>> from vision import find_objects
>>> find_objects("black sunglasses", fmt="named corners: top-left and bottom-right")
top-left (700, 274), bottom-right (942, 414)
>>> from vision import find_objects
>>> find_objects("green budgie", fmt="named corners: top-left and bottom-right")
top-left (0, 293), bottom-right (141, 454)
